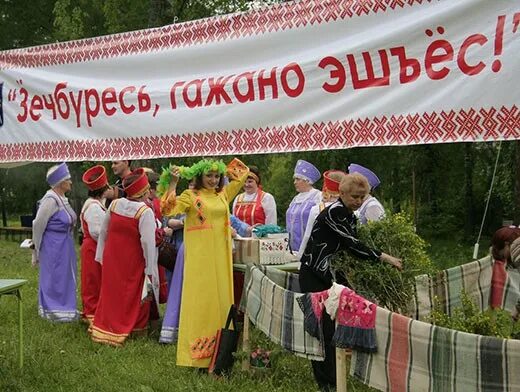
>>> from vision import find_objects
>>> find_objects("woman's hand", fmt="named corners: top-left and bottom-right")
top-left (380, 253), bottom-right (402, 270)
top-left (170, 166), bottom-right (180, 187)
top-left (31, 250), bottom-right (39, 267)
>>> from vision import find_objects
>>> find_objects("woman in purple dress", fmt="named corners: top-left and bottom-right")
top-left (159, 242), bottom-right (184, 343)
top-left (159, 180), bottom-right (195, 344)
top-left (32, 162), bottom-right (79, 322)
top-left (286, 159), bottom-right (322, 253)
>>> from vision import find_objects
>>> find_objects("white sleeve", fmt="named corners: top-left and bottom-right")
top-left (84, 203), bottom-right (106, 241)
top-left (139, 208), bottom-right (158, 275)
top-left (139, 208), bottom-right (160, 304)
top-left (314, 191), bottom-right (322, 204)
top-left (95, 210), bottom-right (111, 263)
top-left (365, 204), bottom-right (385, 222)
top-left (297, 205), bottom-right (319, 260)
top-left (32, 197), bottom-right (59, 258)
top-left (262, 193), bottom-right (277, 226)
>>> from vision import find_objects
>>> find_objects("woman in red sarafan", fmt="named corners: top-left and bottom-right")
top-left (80, 165), bottom-right (110, 325)
top-left (231, 165), bottom-right (277, 309)
top-left (232, 165), bottom-right (277, 226)
top-left (91, 168), bottom-right (159, 346)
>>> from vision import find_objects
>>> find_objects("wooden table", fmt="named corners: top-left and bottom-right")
top-left (233, 261), bottom-right (300, 273)
top-left (0, 279), bottom-right (28, 368)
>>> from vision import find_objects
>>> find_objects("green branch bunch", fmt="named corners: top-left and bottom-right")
top-left (332, 212), bottom-right (436, 314)
top-left (429, 291), bottom-right (520, 339)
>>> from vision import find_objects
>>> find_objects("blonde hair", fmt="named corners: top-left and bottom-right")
top-left (339, 173), bottom-right (370, 194)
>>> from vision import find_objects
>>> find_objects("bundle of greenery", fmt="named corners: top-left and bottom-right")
top-left (332, 213), bottom-right (436, 315)
top-left (430, 291), bottom-right (520, 339)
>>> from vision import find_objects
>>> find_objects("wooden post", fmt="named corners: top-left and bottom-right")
top-left (336, 347), bottom-right (347, 392)
top-left (242, 311), bottom-right (251, 371)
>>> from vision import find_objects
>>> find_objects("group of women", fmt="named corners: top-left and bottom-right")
top-left (31, 157), bottom-right (388, 379)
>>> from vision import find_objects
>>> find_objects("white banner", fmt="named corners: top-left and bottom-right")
top-left (0, 0), bottom-right (518, 163)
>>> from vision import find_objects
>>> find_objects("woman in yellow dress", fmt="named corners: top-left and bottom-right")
top-left (159, 158), bottom-right (249, 368)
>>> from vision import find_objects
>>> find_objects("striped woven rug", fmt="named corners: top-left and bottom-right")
top-left (412, 256), bottom-right (520, 320)
top-left (244, 266), bottom-right (324, 361)
top-left (351, 305), bottom-right (520, 391)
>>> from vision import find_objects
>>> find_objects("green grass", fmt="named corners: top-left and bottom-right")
top-left (0, 237), bottom-right (476, 391)
top-left (0, 240), bottom-right (373, 392)
top-left (426, 237), bottom-right (490, 271)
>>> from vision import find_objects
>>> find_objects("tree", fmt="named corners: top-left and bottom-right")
top-left (53, 0), bottom-right (106, 41)
top-left (0, 0), bottom-right (55, 50)
top-left (463, 143), bottom-right (476, 241)
top-left (148, 0), bottom-right (172, 27)
top-left (1, 0), bottom-right (516, 243)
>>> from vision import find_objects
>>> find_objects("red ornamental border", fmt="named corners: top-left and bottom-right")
top-left (0, 0), bottom-right (432, 70)
top-left (0, 106), bottom-right (518, 162)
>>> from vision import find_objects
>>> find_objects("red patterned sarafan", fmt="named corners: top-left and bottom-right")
top-left (0, 0), bottom-right (432, 69)
top-left (1, 105), bottom-right (517, 163)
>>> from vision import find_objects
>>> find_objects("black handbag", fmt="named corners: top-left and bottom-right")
top-left (209, 305), bottom-right (240, 375)
top-left (157, 240), bottom-right (176, 271)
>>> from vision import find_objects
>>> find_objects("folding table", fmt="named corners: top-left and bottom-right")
top-left (0, 279), bottom-right (28, 368)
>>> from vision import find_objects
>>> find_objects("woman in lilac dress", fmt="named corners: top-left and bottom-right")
top-left (159, 242), bottom-right (184, 344)
top-left (159, 181), bottom-right (194, 344)
top-left (286, 159), bottom-right (321, 253)
top-left (32, 162), bottom-right (79, 322)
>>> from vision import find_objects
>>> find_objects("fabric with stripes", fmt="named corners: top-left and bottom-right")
top-left (244, 266), bottom-right (324, 361)
top-left (352, 257), bottom-right (520, 391)
top-left (351, 305), bottom-right (520, 391)
top-left (412, 256), bottom-right (520, 320)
